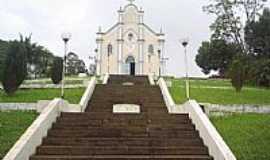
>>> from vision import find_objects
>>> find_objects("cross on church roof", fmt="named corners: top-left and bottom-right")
top-left (127, 0), bottom-right (135, 4)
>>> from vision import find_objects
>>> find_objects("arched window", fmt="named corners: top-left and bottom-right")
top-left (148, 44), bottom-right (154, 54)
top-left (108, 44), bottom-right (113, 55)
top-left (128, 33), bottom-right (134, 41)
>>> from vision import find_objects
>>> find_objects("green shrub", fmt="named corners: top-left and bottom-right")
top-left (51, 57), bottom-right (63, 84)
top-left (254, 60), bottom-right (270, 87)
top-left (229, 59), bottom-right (246, 92)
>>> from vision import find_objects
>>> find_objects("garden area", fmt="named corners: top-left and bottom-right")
top-left (0, 88), bottom-right (85, 104)
top-left (0, 111), bottom-right (38, 159)
top-left (211, 114), bottom-right (270, 160)
top-left (169, 78), bottom-right (270, 105)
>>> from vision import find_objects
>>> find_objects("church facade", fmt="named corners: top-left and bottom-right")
top-left (95, 0), bottom-right (165, 76)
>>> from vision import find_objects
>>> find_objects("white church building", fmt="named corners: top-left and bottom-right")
top-left (95, 0), bottom-right (165, 76)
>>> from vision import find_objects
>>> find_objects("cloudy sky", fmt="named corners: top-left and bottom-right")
top-left (2, 0), bottom-right (267, 77)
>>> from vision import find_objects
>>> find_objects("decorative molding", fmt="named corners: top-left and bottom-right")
top-left (96, 38), bottom-right (104, 42)
top-left (117, 39), bottom-right (124, 42)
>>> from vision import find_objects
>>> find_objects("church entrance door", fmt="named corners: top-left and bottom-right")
top-left (130, 62), bottom-right (135, 75)
top-left (126, 56), bottom-right (136, 76)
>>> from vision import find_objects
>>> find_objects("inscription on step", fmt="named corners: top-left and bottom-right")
top-left (113, 104), bottom-right (140, 113)
top-left (122, 82), bottom-right (134, 86)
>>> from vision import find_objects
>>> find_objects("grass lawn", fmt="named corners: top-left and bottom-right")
top-left (211, 114), bottom-right (270, 160)
top-left (0, 88), bottom-right (86, 104)
top-left (169, 79), bottom-right (270, 105)
top-left (0, 111), bottom-right (38, 159)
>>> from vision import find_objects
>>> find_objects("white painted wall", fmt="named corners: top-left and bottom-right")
top-left (157, 77), bottom-right (236, 160)
top-left (148, 74), bottom-right (155, 85)
top-left (3, 98), bottom-right (63, 160)
top-left (79, 77), bottom-right (97, 112)
top-left (202, 103), bottom-right (270, 115)
top-left (183, 100), bottom-right (237, 160)
top-left (102, 73), bottom-right (110, 84)
top-left (157, 77), bottom-right (185, 113)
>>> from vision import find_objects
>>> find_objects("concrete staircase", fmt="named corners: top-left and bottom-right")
top-left (30, 75), bottom-right (212, 160)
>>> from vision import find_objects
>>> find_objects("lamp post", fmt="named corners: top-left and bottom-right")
top-left (180, 38), bottom-right (190, 100)
top-left (61, 32), bottom-right (72, 99)
top-left (89, 54), bottom-right (97, 76)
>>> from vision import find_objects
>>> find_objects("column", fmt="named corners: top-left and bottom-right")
top-left (117, 9), bottom-right (124, 74)
top-left (96, 40), bottom-right (103, 76)
top-left (138, 12), bottom-right (144, 75)
top-left (158, 38), bottom-right (165, 76)
top-left (96, 27), bottom-right (103, 76)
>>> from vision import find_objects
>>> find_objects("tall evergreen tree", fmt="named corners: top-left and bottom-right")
top-left (0, 39), bottom-right (9, 81)
top-left (51, 57), bottom-right (63, 84)
top-left (2, 40), bottom-right (27, 95)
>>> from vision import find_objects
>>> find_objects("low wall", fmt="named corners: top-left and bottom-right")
top-left (157, 78), bottom-right (185, 113)
top-left (0, 100), bottom-right (81, 113)
top-left (202, 103), bottom-right (270, 115)
top-left (158, 78), bottom-right (175, 113)
top-left (0, 84), bottom-right (88, 90)
top-left (183, 100), bottom-right (236, 160)
top-left (102, 74), bottom-right (109, 84)
top-left (79, 77), bottom-right (97, 112)
top-left (0, 103), bottom-right (36, 111)
top-left (3, 98), bottom-right (63, 160)
top-left (148, 74), bottom-right (155, 85)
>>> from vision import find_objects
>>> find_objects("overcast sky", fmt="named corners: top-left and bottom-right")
top-left (1, 0), bottom-right (268, 77)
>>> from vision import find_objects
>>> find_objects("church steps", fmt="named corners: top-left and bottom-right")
top-left (30, 75), bottom-right (212, 160)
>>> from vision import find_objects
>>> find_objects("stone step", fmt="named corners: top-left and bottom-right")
top-left (36, 146), bottom-right (209, 156)
top-left (30, 155), bottom-right (213, 160)
top-left (42, 137), bottom-right (204, 147)
top-left (47, 130), bottom-right (200, 138)
top-left (54, 119), bottom-right (192, 126)
top-left (59, 113), bottom-right (189, 120)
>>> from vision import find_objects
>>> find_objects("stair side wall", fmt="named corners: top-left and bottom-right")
top-left (3, 99), bottom-right (63, 160)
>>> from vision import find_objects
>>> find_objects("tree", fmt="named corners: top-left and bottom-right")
top-left (21, 35), bottom-right (55, 79)
top-left (229, 58), bottom-right (246, 92)
top-left (245, 8), bottom-right (270, 58)
top-left (204, 0), bottom-right (267, 55)
top-left (66, 52), bottom-right (86, 75)
top-left (2, 40), bottom-right (27, 95)
top-left (203, 0), bottom-right (267, 90)
top-left (51, 57), bottom-right (63, 84)
top-left (0, 39), bottom-right (9, 81)
top-left (196, 39), bottom-right (238, 77)
top-left (246, 58), bottom-right (270, 87)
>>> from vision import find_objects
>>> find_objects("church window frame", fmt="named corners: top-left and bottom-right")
top-left (128, 33), bottom-right (134, 41)
top-left (107, 44), bottom-right (113, 55)
top-left (148, 44), bottom-right (154, 54)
